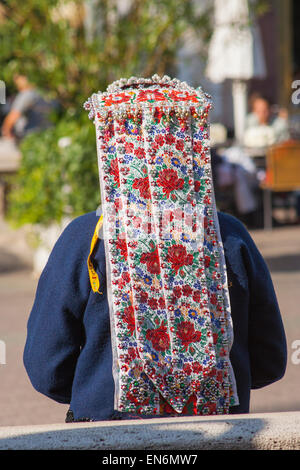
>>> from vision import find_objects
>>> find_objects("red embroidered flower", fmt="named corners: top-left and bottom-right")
top-left (167, 244), bottom-right (193, 273)
top-left (140, 246), bottom-right (161, 274)
top-left (123, 305), bottom-right (135, 335)
top-left (176, 321), bottom-right (202, 351)
top-left (182, 285), bottom-right (193, 297)
top-left (168, 90), bottom-right (199, 103)
top-left (137, 291), bottom-right (149, 303)
top-left (154, 107), bottom-right (164, 122)
top-left (173, 286), bottom-right (182, 298)
top-left (175, 139), bottom-right (184, 151)
top-left (157, 169), bottom-right (184, 198)
top-left (116, 234), bottom-right (128, 260)
top-left (137, 89), bottom-right (166, 102)
top-left (104, 92), bottom-right (131, 106)
top-left (158, 297), bottom-right (166, 309)
top-left (210, 293), bottom-right (217, 305)
top-left (165, 134), bottom-right (176, 145)
top-left (183, 363), bottom-right (192, 375)
top-left (192, 290), bottom-right (201, 303)
top-left (194, 180), bottom-right (201, 193)
top-left (204, 255), bottom-right (211, 268)
top-left (192, 362), bottom-right (203, 373)
top-left (132, 176), bottom-right (151, 199)
top-left (125, 142), bottom-right (134, 153)
top-left (155, 135), bottom-right (164, 147)
top-left (193, 141), bottom-right (202, 153)
top-left (146, 321), bottom-right (170, 352)
top-left (148, 298), bottom-right (158, 310)
top-left (109, 158), bottom-right (120, 187)
top-left (134, 147), bottom-right (145, 159)
top-left (213, 333), bottom-right (219, 345)
top-left (125, 346), bottom-right (138, 362)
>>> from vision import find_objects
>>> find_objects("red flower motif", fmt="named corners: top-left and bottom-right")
top-left (193, 141), bottom-right (202, 153)
top-left (125, 346), bottom-right (138, 363)
top-left (182, 285), bottom-right (193, 297)
top-left (109, 158), bottom-right (120, 187)
top-left (154, 107), bottom-right (164, 122)
top-left (155, 135), bottom-right (164, 147)
top-left (192, 362), bottom-right (203, 373)
top-left (157, 168), bottom-right (184, 198)
top-left (167, 244), bottom-right (193, 273)
top-left (116, 234), bottom-right (128, 260)
top-left (158, 297), bottom-right (166, 309)
top-left (210, 293), bottom-right (217, 305)
top-left (213, 333), bottom-right (219, 345)
top-left (146, 321), bottom-right (170, 352)
top-left (192, 290), bottom-right (201, 303)
top-left (125, 142), bottom-right (134, 153)
top-left (123, 305), bottom-right (135, 335)
top-left (175, 139), bottom-right (184, 151)
top-left (137, 291), bottom-right (148, 304)
top-left (140, 246), bottom-right (161, 274)
top-left (148, 298), bottom-right (158, 310)
top-left (132, 176), bottom-right (151, 199)
top-left (176, 321), bottom-right (202, 351)
top-left (134, 147), bottom-right (145, 159)
top-left (168, 90), bottom-right (199, 103)
top-left (183, 363), bottom-right (192, 375)
top-left (204, 255), bottom-right (211, 268)
top-left (194, 180), bottom-right (201, 193)
top-left (165, 134), bottom-right (176, 145)
top-left (137, 89), bottom-right (166, 102)
top-left (104, 92), bottom-right (131, 106)
top-left (173, 286), bottom-right (182, 298)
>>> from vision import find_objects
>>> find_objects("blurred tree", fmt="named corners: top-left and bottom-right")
top-left (0, 0), bottom-right (214, 114)
top-left (1, 0), bottom-right (269, 227)
top-left (0, 0), bottom-right (269, 113)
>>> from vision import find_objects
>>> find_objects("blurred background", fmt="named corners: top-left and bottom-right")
top-left (0, 0), bottom-right (299, 425)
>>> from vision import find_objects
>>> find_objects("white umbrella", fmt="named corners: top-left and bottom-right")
top-left (206, 0), bottom-right (266, 144)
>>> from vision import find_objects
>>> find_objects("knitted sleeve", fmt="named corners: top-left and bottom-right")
top-left (225, 214), bottom-right (287, 389)
top-left (23, 212), bottom-right (100, 403)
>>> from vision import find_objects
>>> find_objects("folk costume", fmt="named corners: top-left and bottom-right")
top-left (23, 76), bottom-right (287, 422)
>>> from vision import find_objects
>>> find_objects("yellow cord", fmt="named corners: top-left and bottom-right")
top-left (87, 214), bottom-right (104, 294)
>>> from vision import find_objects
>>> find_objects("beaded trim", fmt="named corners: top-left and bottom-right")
top-left (84, 75), bottom-right (239, 416)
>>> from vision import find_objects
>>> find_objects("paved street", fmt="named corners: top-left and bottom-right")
top-left (0, 216), bottom-right (299, 426)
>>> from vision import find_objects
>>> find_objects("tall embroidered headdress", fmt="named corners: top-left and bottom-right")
top-left (84, 75), bottom-right (239, 416)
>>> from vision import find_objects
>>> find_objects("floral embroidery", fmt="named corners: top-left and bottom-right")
top-left (132, 177), bottom-right (151, 199)
top-left (84, 74), bottom-right (239, 417)
top-left (176, 321), bottom-right (202, 351)
top-left (167, 244), bottom-right (193, 273)
top-left (146, 321), bottom-right (170, 352)
top-left (140, 246), bottom-right (161, 274)
top-left (157, 168), bottom-right (185, 198)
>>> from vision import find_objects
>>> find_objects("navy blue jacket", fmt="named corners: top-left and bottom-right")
top-left (23, 211), bottom-right (287, 421)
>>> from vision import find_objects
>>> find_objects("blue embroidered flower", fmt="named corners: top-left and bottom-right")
top-left (176, 130), bottom-right (185, 138)
top-left (188, 309), bottom-right (198, 320)
top-left (174, 308), bottom-right (181, 317)
top-left (143, 275), bottom-right (152, 285)
top-left (171, 157), bottom-right (180, 167)
top-left (107, 145), bottom-right (116, 154)
top-left (123, 154), bottom-right (133, 164)
top-left (181, 233), bottom-right (191, 243)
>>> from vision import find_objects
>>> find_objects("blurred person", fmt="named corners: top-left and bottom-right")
top-left (245, 94), bottom-right (290, 145)
top-left (1, 74), bottom-right (54, 142)
top-left (23, 76), bottom-right (287, 422)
